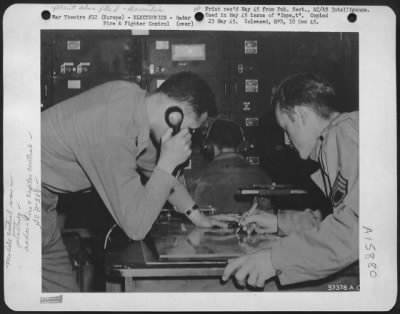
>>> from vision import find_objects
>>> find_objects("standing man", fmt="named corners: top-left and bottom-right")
top-left (42, 72), bottom-right (228, 292)
top-left (222, 73), bottom-right (359, 287)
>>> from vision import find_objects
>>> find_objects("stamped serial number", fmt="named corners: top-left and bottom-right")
top-left (328, 284), bottom-right (360, 291)
top-left (363, 225), bottom-right (378, 279)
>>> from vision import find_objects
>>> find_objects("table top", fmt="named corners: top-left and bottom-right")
top-left (105, 217), bottom-right (359, 286)
top-left (105, 216), bottom-right (280, 278)
top-left (106, 238), bottom-right (232, 278)
top-left (149, 220), bottom-right (280, 261)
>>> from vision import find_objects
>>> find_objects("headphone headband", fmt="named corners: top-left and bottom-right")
top-left (204, 118), bottom-right (245, 146)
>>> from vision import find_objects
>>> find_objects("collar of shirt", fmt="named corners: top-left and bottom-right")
top-left (213, 152), bottom-right (245, 162)
top-left (309, 112), bottom-right (343, 162)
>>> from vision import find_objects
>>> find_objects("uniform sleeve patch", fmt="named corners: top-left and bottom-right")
top-left (330, 171), bottom-right (348, 207)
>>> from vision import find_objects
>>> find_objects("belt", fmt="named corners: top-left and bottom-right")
top-left (41, 184), bottom-right (59, 212)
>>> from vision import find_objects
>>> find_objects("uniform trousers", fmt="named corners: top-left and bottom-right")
top-left (42, 186), bottom-right (79, 292)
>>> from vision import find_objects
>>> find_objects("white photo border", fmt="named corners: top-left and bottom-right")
top-left (3, 3), bottom-right (397, 311)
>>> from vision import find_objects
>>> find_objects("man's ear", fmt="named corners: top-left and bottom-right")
top-left (213, 144), bottom-right (221, 158)
top-left (293, 106), bottom-right (308, 126)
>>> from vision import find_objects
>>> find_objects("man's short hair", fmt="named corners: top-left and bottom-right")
top-left (271, 73), bottom-right (338, 119)
top-left (157, 72), bottom-right (217, 117)
top-left (207, 119), bottom-right (243, 150)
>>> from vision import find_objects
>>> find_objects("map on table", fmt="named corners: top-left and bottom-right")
top-left (149, 220), bottom-right (280, 261)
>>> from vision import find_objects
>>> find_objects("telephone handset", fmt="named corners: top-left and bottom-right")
top-left (164, 107), bottom-right (187, 177)
top-left (165, 106), bottom-right (184, 136)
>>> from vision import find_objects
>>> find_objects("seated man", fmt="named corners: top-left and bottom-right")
top-left (223, 73), bottom-right (359, 288)
top-left (190, 119), bottom-right (272, 214)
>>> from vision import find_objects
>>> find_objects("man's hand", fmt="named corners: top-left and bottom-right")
top-left (237, 233), bottom-right (280, 254)
top-left (158, 128), bottom-right (192, 174)
top-left (189, 211), bottom-right (239, 228)
top-left (222, 250), bottom-right (276, 288)
top-left (241, 210), bottom-right (278, 234)
top-left (187, 228), bottom-right (206, 246)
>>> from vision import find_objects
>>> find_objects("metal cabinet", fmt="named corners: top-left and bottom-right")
top-left (41, 30), bottom-right (144, 110)
top-left (41, 30), bottom-right (358, 188)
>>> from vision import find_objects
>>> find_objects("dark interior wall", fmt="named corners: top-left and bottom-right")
top-left (143, 31), bottom-right (358, 114)
top-left (41, 30), bottom-right (358, 136)
top-left (251, 32), bottom-right (358, 179)
top-left (227, 31), bottom-right (358, 114)
top-left (42, 30), bottom-right (358, 224)
top-left (41, 30), bottom-right (144, 108)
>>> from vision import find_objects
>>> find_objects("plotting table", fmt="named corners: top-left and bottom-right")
top-left (105, 218), bottom-right (359, 292)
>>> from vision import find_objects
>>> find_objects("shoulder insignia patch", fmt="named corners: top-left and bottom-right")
top-left (330, 171), bottom-right (348, 207)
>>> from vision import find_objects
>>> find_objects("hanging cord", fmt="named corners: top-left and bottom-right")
top-left (103, 223), bottom-right (118, 250)
top-left (318, 136), bottom-right (332, 197)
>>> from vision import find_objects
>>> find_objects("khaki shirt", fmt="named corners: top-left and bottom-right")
top-left (271, 112), bottom-right (359, 285)
top-left (42, 81), bottom-right (194, 240)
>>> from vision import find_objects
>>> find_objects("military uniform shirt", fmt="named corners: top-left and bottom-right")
top-left (42, 81), bottom-right (194, 240)
top-left (270, 111), bottom-right (359, 285)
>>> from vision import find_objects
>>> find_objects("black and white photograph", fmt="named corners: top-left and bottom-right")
top-left (40, 29), bottom-right (360, 294)
top-left (3, 3), bottom-right (397, 311)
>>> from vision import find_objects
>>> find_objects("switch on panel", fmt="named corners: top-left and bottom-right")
top-left (246, 156), bottom-right (260, 166)
top-left (245, 117), bottom-right (259, 127)
top-left (237, 64), bottom-right (255, 74)
top-left (67, 40), bottom-right (80, 50)
top-left (77, 62), bottom-right (90, 74)
top-left (244, 40), bottom-right (258, 54)
top-left (241, 101), bottom-right (252, 112)
top-left (60, 62), bottom-right (74, 75)
top-left (67, 80), bottom-right (81, 89)
top-left (155, 40), bottom-right (169, 50)
top-left (245, 79), bottom-right (258, 93)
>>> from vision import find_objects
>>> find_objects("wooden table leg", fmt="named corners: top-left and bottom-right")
top-left (124, 277), bottom-right (136, 292)
top-left (105, 278), bottom-right (123, 292)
